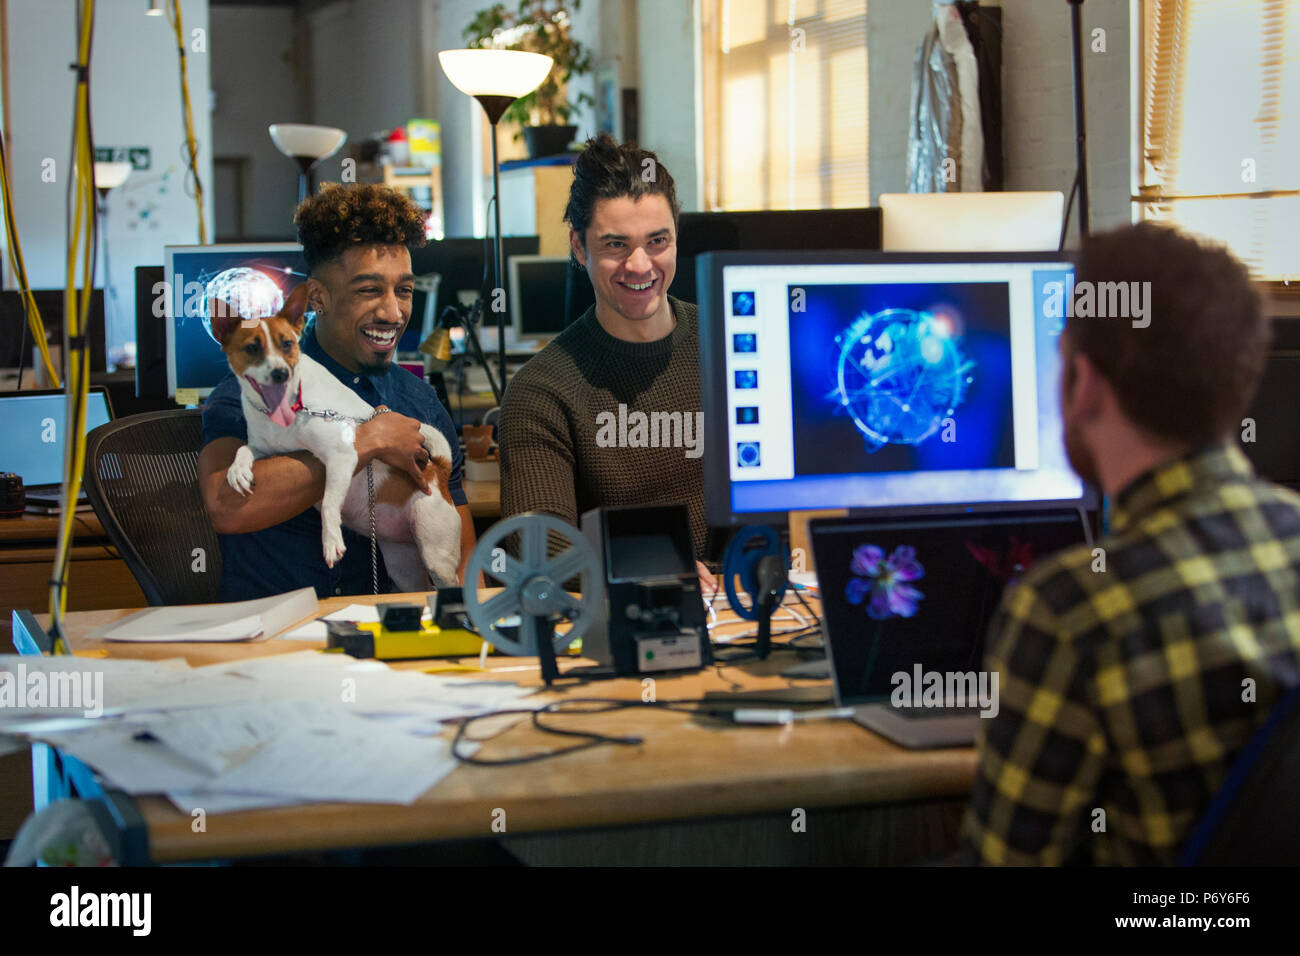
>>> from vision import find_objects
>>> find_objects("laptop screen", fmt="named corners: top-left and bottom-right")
top-left (812, 511), bottom-right (1088, 706)
top-left (0, 390), bottom-right (113, 487)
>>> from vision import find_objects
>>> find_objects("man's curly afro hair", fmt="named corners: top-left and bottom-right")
top-left (293, 182), bottom-right (427, 273)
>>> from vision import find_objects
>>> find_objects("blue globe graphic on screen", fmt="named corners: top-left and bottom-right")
top-left (831, 308), bottom-right (974, 452)
top-left (201, 267), bottom-right (286, 344)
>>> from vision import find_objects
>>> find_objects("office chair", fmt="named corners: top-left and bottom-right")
top-left (83, 409), bottom-right (223, 606)
top-left (1178, 683), bottom-right (1300, 865)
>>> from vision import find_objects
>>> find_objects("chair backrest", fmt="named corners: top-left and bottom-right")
top-left (82, 409), bottom-right (222, 606)
top-left (1179, 684), bottom-right (1300, 865)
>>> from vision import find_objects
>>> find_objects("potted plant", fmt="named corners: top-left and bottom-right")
top-left (463, 0), bottom-right (594, 158)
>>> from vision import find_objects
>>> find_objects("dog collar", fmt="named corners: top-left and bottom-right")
top-left (252, 383), bottom-right (382, 425)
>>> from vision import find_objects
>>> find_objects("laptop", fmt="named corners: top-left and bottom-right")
top-left (0, 388), bottom-right (114, 512)
top-left (810, 510), bottom-right (1089, 748)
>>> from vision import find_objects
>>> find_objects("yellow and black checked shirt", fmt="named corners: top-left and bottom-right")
top-left (962, 442), bottom-right (1300, 865)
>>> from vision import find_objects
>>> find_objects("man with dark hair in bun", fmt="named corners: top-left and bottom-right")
top-left (198, 183), bottom-right (477, 600)
top-left (499, 135), bottom-right (717, 585)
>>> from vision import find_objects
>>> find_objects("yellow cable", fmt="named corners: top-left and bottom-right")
top-left (0, 133), bottom-right (60, 385)
top-left (169, 0), bottom-right (207, 243)
top-left (50, 0), bottom-right (97, 651)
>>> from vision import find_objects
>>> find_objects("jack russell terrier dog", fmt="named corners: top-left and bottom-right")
top-left (211, 283), bottom-right (461, 591)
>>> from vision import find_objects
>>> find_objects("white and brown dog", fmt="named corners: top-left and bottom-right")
top-left (211, 284), bottom-right (461, 590)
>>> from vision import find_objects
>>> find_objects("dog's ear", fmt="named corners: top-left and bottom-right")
top-left (208, 298), bottom-right (246, 346)
top-left (279, 283), bottom-right (310, 334)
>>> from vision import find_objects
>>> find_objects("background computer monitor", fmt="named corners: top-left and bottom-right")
top-left (134, 265), bottom-right (166, 400)
top-left (879, 192), bottom-right (1065, 252)
top-left (698, 250), bottom-right (1093, 526)
top-left (508, 255), bottom-right (597, 342)
top-left (164, 243), bottom-right (309, 400)
top-left (0, 289), bottom-right (107, 374)
top-left (668, 208), bottom-right (882, 305)
top-left (408, 235), bottom-right (540, 352)
top-left (0, 387), bottom-right (113, 487)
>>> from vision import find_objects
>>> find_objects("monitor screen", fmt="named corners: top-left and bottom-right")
top-left (164, 243), bottom-right (310, 400)
top-left (699, 251), bottom-right (1091, 525)
top-left (0, 389), bottom-right (113, 487)
top-left (408, 236), bottom-right (540, 351)
top-left (811, 510), bottom-right (1089, 705)
top-left (509, 255), bottom-right (597, 339)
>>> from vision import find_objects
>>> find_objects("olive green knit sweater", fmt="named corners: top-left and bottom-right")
top-left (499, 296), bottom-right (711, 559)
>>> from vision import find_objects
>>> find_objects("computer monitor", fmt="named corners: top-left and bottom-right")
top-left (0, 290), bottom-right (107, 374)
top-left (408, 236), bottom-right (540, 348)
top-left (879, 192), bottom-right (1065, 252)
top-left (669, 208), bottom-right (882, 305)
top-left (0, 387), bottom-right (113, 488)
top-left (508, 255), bottom-right (597, 342)
top-left (698, 250), bottom-right (1093, 526)
top-left (134, 265), bottom-right (166, 400)
top-left (164, 243), bottom-right (309, 400)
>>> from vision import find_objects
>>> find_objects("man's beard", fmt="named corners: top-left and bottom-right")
top-left (357, 358), bottom-right (392, 375)
top-left (1063, 415), bottom-right (1100, 489)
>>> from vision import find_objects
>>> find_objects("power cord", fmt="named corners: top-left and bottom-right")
top-left (166, 0), bottom-right (207, 242)
top-left (450, 695), bottom-right (799, 766)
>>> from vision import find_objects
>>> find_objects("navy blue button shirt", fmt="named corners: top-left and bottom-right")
top-left (201, 326), bottom-right (466, 601)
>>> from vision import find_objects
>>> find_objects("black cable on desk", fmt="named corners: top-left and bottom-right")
top-left (451, 697), bottom-right (729, 766)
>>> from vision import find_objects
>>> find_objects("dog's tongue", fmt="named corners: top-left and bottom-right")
top-left (262, 383), bottom-right (296, 427)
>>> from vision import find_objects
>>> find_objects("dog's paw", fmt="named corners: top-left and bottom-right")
top-left (322, 527), bottom-right (347, 567)
top-left (226, 448), bottom-right (255, 496)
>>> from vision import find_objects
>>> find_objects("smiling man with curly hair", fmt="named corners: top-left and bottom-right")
top-left (198, 184), bottom-right (477, 599)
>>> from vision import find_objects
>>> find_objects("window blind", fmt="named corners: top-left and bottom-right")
top-left (702, 0), bottom-right (868, 211)
top-left (1139, 0), bottom-right (1300, 281)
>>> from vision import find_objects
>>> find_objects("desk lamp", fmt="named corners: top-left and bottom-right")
top-left (437, 48), bottom-right (552, 392)
top-left (268, 123), bottom-right (347, 204)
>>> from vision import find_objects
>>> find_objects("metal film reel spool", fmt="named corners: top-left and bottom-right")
top-left (463, 512), bottom-right (605, 657)
top-left (722, 525), bottom-right (789, 621)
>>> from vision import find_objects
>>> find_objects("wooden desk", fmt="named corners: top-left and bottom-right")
top-left (0, 511), bottom-right (146, 838)
top-left (20, 594), bottom-right (977, 865)
top-left (461, 479), bottom-right (500, 520)
top-left (0, 511), bottom-right (145, 646)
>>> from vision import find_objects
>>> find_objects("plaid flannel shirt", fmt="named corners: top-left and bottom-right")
top-left (961, 441), bottom-right (1300, 865)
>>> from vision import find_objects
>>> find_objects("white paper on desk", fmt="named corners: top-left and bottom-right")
top-left (166, 789), bottom-right (309, 815)
top-left (278, 620), bottom-right (328, 640)
top-left (210, 726), bottom-right (459, 804)
top-left (322, 604), bottom-right (382, 624)
top-left (0, 655), bottom-right (195, 722)
top-left (89, 587), bottom-right (318, 642)
top-left (142, 699), bottom-right (374, 774)
top-left (38, 724), bottom-right (216, 795)
top-left (281, 602), bottom-right (434, 638)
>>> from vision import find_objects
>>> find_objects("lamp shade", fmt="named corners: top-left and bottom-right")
top-left (438, 49), bottom-right (553, 99)
top-left (268, 124), bottom-right (347, 161)
top-left (93, 161), bottom-right (133, 191)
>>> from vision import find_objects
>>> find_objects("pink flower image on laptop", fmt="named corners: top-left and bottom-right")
top-left (845, 544), bottom-right (926, 620)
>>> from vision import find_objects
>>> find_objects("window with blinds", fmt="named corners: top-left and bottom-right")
top-left (1139, 0), bottom-right (1300, 282)
top-left (701, 0), bottom-right (868, 211)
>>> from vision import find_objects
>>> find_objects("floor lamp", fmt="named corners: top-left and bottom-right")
top-left (438, 48), bottom-right (552, 393)
top-left (93, 161), bottom-right (132, 366)
top-left (269, 123), bottom-right (347, 204)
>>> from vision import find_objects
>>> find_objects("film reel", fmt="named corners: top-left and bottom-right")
top-left (463, 512), bottom-right (605, 658)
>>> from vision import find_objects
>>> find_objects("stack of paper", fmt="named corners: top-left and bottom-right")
top-left (0, 650), bottom-right (538, 812)
top-left (88, 587), bottom-right (319, 642)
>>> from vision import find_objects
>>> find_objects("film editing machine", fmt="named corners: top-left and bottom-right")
top-left (460, 505), bottom-right (711, 683)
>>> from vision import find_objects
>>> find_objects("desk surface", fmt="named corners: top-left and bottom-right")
top-left (37, 594), bottom-right (976, 863)
top-left (0, 510), bottom-right (106, 544)
top-left (461, 478), bottom-right (499, 519)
